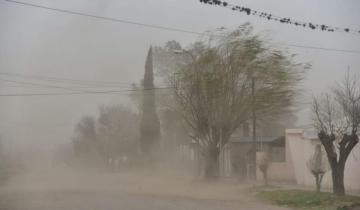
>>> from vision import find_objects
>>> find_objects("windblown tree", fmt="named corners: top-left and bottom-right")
top-left (307, 144), bottom-right (329, 192)
top-left (170, 24), bottom-right (304, 179)
top-left (153, 40), bottom-right (184, 79)
top-left (139, 47), bottom-right (161, 159)
top-left (161, 108), bottom-right (189, 149)
top-left (312, 72), bottom-right (360, 195)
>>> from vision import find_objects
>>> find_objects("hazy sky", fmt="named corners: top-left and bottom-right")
top-left (0, 0), bottom-right (359, 154)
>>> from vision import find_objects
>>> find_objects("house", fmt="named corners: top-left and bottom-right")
top-left (263, 129), bottom-right (360, 192)
top-left (175, 134), bottom-right (285, 178)
top-left (219, 135), bottom-right (285, 179)
top-left (216, 128), bottom-right (360, 192)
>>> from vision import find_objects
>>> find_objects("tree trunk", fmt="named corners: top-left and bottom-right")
top-left (263, 170), bottom-right (268, 186)
top-left (318, 132), bottom-right (358, 196)
top-left (332, 163), bottom-right (345, 196)
top-left (315, 174), bottom-right (321, 192)
top-left (204, 147), bottom-right (220, 179)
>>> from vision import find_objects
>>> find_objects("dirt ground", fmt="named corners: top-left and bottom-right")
top-left (0, 168), bottom-right (290, 210)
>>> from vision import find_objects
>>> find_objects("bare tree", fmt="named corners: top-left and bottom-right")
top-left (307, 144), bottom-right (329, 192)
top-left (312, 72), bottom-right (360, 195)
top-left (170, 24), bottom-right (304, 179)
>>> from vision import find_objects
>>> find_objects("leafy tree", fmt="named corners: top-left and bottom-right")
top-left (153, 40), bottom-right (183, 79)
top-left (307, 144), bottom-right (329, 192)
top-left (97, 105), bottom-right (139, 167)
top-left (72, 116), bottom-right (102, 166)
top-left (160, 108), bottom-right (190, 150)
top-left (312, 72), bottom-right (359, 195)
top-left (169, 24), bottom-right (304, 179)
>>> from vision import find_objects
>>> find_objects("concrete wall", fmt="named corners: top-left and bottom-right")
top-left (285, 129), bottom-right (360, 192)
top-left (256, 152), bottom-right (294, 183)
top-left (266, 162), bottom-right (295, 183)
top-left (260, 130), bottom-right (296, 183)
top-left (345, 146), bottom-right (360, 191)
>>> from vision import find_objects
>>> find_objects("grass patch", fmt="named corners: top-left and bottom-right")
top-left (256, 189), bottom-right (360, 210)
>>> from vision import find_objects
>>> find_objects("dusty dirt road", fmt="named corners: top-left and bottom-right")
top-left (0, 191), bottom-right (290, 210)
top-left (0, 169), bottom-right (289, 210)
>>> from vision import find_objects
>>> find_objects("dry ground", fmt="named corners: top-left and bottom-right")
top-left (0, 168), bottom-right (290, 210)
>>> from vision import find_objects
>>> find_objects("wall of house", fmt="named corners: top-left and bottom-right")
top-left (285, 129), bottom-right (360, 192)
top-left (345, 146), bottom-right (360, 191)
top-left (258, 131), bottom-right (295, 183)
top-left (286, 129), bottom-right (329, 188)
top-left (228, 143), bottom-right (252, 180)
top-left (265, 162), bottom-right (295, 183)
top-left (224, 142), bottom-right (290, 182)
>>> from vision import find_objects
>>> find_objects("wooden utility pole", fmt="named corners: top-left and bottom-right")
top-left (251, 76), bottom-right (257, 180)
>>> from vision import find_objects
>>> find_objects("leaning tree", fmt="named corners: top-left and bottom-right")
top-left (312, 72), bottom-right (360, 195)
top-left (170, 24), bottom-right (304, 179)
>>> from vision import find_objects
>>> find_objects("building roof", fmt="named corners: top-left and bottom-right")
top-left (229, 135), bottom-right (284, 145)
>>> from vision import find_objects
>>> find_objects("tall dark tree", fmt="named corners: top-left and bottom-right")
top-left (139, 47), bottom-right (161, 158)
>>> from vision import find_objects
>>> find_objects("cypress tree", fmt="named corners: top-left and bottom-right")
top-left (139, 47), bottom-right (160, 158)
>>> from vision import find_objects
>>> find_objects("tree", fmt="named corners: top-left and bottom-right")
top-left (139, 47), bottom-right (161, 159)
top-left (170, 24), bottom-right (304, 179)
top-left (72, 116), bottom-right (102, 166)
top-left (312, 72), bottom-right (360, 195)
top-left (161, 108), bottom-right (189, 149)
top-left (97, 105), bottom-right (139, 168)
top-left (153, 40), bottom-right (184, 79)
top-left (307, 144), bottom-right (329, 192)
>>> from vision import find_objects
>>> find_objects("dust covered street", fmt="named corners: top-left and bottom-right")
top-left (0, 191), bottom-right (289, 210)
top-left (0, 169), bottom-right (289, 210)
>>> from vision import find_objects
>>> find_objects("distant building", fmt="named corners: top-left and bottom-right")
top-left (219, 135), bottom-right (285, 179)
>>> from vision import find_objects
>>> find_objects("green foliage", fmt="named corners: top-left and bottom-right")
top-left (257, 190), bottom-right (360, 210)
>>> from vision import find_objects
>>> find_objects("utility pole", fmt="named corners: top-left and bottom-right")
top-left (251, 76), bottom-right (257, 180)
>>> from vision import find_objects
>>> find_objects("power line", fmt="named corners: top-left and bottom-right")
top-left (4, 0), bottom-right (203, 36)
top-left (0, 72), bottom-right (135, 86)
top-left (0, 78), bottom-right (95, 93)
top-left (4, 0), bottom-right (360, 55)
top-left (0, 73), bottom-right (175, 95)
top-left (199, 0), bottom-right (360, 35)
top-left (0, 82), bottom-right (132, 89)
top-left (0, 87), bottom-right (173, 97)
top-left (0, 78), bottom-right (173, 96)
top-left (273, 43), bottom-right (360, 54)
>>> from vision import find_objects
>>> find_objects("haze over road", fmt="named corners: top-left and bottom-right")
top-left (0, 169), bottom-right (289, 210)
